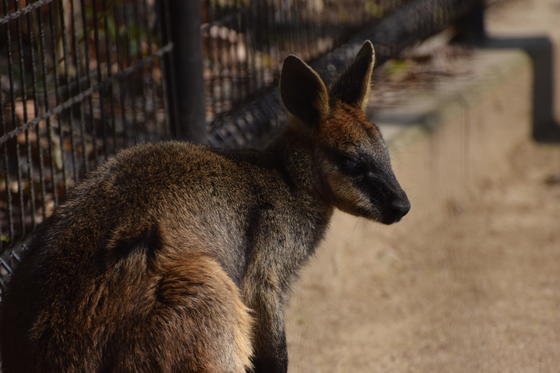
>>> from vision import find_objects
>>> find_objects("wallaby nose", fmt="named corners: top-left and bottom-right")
top-left (391, 197), bottom-right (411, 220)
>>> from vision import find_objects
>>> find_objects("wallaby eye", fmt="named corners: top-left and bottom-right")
top-left (339, 156), bottom-right (364, 176)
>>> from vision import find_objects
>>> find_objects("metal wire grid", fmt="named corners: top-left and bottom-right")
top-left (207, 0), bottom-right (485, 148)
top-left (203, 0), bottom-right (410, 125)
top-left (0, 0), bottom-right (172, 253)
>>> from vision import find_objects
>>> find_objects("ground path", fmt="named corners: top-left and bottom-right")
top-left (287, 135), bottom-right (560, 373)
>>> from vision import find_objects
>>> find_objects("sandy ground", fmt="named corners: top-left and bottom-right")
top-left (286, 140), bottom-right (560, 372)
top-left (285, 2), bottom-right (560, 371)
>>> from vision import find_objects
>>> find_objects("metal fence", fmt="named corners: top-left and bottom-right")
top-left (0, 0), bottom-right (485, 293)
top-left (203, 0), bottom-right (406, 123)
top-left (205, 0), bottom-right (486, 147)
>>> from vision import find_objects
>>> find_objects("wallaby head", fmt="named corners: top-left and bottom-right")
top-left (280, 41), bottom-right (410, 224)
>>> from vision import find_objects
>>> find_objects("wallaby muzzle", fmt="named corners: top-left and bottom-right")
top-left (364, 169), bottom-right (410, 224)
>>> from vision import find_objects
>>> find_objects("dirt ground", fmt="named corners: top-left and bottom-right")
top-left (286, 139), bottom-right (560, 372)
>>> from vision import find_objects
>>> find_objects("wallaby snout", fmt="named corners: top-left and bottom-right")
top-left (375, 168), bottom-right (410, 224)
top-left (387, 189), bottom-right (411, 224)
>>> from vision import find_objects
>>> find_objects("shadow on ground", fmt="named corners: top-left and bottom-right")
top-left (484, 36), bottom-right (560, 143)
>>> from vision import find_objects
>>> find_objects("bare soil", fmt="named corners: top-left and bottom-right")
top-left (286, 140), bottom-right (560, 372)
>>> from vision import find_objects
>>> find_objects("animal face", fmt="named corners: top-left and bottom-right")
top-left (315, 101), bottom-right (409, 223)
top-left (280, 41), bottom-right (410, 224)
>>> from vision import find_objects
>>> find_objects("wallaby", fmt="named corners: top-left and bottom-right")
top-left (0, 41), bottom-right (409, 373)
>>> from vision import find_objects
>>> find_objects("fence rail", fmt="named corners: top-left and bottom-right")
top-left (0, 0), bottom-right (486, 296)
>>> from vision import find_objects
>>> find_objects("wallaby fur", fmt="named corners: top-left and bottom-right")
top-left (1, 41), bottom-right (410, 373)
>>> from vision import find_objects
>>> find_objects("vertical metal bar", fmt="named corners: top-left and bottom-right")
top-left (140, 0), bottom-right (162, 140)
top-left (0, 0), bottom-right (14, 242)
top-left (0, 0), bottom-right (5, 251)
top-left (78, 0), bottom-right (99, 165)
top-left (7, 0), bottom-right (26, 237)
top-left (65, 0), bottom-right (82, 177)
top-left (112, 2), bottom-right (130, 148)
top-left (131, 1), bottom-right (150, 142)
top-left (155, 0), bottom-right (172, 138)
top-left (263, 0), bottom-right (275, 86)
top-left (25, 0), bottom-right (46, 225)
top-left (256, 1), bottom-right (272, 89)
top-left (247, 1), bottom-right (258, 95)
top-left (57, 0), bottom-right (81, 182)
top-left (454, 0), bottom-right (486, 43)
top-left (200, 16), bottom-right (212, 123)
top-left (305, 0), bottom-right (314, 59)
top-left (91, 0), bottom-right (108, 159)
top-left (159, 0), bottom-right (179, 135)
top-left (163, 0), bottom-right (206, 143)
top-left (33, 12), bottom-right (47, 220)
top-left (243, 2), bottom-right (253, 99)
top-left (286, 0), bottom-right (296, 59)
top-left (120, 2), bottom-right (139, 145)
top-left (283, 0), bottom-right (293, 58)
top-left (76, 0), bottom-right (99, 166)
top-left (101, 0), bottom-right (117, 151)
top-left (213, 13), bottom-right (229, 119)
top-left (234, 4), bottom-right (244, 105)
top-left (44, 2), bottom-right (62, 205)
top-left (15, 0), bottom-right (38, 231)
top-left (0, 93), bottom-right (13, 242)
top-left (298, 1), bottom-right (306, 59)
top-left (37, 4), bottom-right (58, 212)
top-left (57, 0), bottom-right (77, 186)
top-left (16, 0), bottom-right (36, 232)
top-left (208, 6), bottom-right (222, 121)
top-left (0, 11), bottom-right (14, 246)
top-left (230, 5), bottom-right (239, 107)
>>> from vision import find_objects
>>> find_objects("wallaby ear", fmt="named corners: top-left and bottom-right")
top-left (280, 55), bottom-right (329, 128)
top-left (330, 41), bottom-right (376, 109)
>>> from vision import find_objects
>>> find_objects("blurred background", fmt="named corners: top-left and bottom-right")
top-left (1, 0), bottom-right (559, 371)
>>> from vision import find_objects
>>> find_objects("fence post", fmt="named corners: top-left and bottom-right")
top-left (161, 0), bottom-right (207, 143)
top-left (454, 0), bottom-right (486, 43)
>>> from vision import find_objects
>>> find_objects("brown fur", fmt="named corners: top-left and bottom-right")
top-left (0, 41), bottom-right (409, 373)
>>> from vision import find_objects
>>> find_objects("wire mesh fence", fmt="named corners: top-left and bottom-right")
top-left (0, 0), bottom-right (172, 256)
top-left (205, 0), bottom-right (485, 147)
top-left (1, 0), bottom-right (486, 295)
top-left (202, 0), bottom-right (409, 124)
